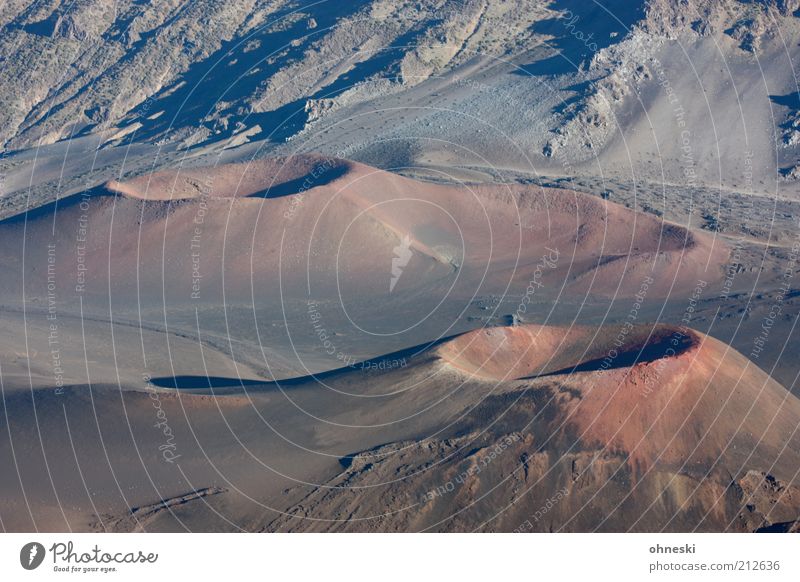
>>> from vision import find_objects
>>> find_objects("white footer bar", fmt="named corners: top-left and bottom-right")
top-left (0, 533), bottom-right (796, 580)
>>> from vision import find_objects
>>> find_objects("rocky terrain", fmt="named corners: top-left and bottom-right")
top-left (1, 1), bottom-right (799, 193)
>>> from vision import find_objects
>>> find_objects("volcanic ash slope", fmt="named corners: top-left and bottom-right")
top-left (267, 323), bottom-right (800, 532)
top-left (0, 155), bottom-right (729, 310)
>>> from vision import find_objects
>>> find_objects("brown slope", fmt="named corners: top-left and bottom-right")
top-left (2, 320), bottom-right (798, 532)
top-left (434, 324), bottom-right (800, 475)
top-left (265, 323), bottom-right (800, 532)
top-left (0, 154), bottom-right (728, 310)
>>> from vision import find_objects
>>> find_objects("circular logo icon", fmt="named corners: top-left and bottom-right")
top-left (20, 542), bottom-right (46, 570)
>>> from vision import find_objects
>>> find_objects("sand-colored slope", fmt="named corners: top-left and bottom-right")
top-left (0, 155), bottom-right (728, 311)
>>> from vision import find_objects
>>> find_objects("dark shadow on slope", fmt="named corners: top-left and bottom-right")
top-left (105, 1), bottom-right (437, 150)
top-left (222, 25), bottom-right (431, 148)
top-left (756, 520), bottom-right (799, 533)
top-left (0, 184), bottom-right (109, 226)
top-left (247, 162), bottom-right (350, 197)
top-left (149, 329), bottom-right (477, 394)
top-left (771, 92), bottom-right (800, 111)
top-left (536, 332), bottom-right (696, 378)
top-left (150, 376), bottom-right (267, 389)
top-left (109, 0), bottom-right (372, 146)
top-left (551, 80), bottom-right (593, 115)
top-left (516, 0), bottom-right (645, 77)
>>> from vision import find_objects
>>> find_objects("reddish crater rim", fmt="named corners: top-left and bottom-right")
top-left (435, 323), bottom-right (702, 381)
top-left (104, 154), bottom-right (354, 200)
